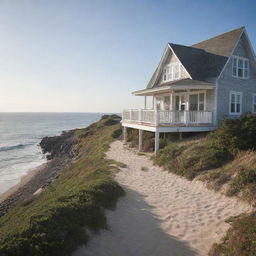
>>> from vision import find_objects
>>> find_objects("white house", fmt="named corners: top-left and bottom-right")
top-left (122, 27), bottom-right (256, 153)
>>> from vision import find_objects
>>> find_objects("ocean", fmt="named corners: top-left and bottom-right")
top-left (0, 112), bottom-right (107, 195)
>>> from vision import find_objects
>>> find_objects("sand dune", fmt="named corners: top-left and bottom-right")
top-left (73, 140), bottom-right (252, 256)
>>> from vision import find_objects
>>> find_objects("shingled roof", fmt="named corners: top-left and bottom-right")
top-left (192, 26), bottom-right (244, 57)
top-left (147, 27), bottom-right (245, 89)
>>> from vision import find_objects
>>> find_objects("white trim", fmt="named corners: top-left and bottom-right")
top-left (173, 90), bottom-right (206, 111)
top-left (214, 82), bottom-right (218, 126)
top-left (147, 45), bottom-right (170, 89)
top-left (216, 28), bottom-right (244, 83)
top-left (121, 122), bottom-right (216, 133)
top-left (232, 55), bottom-right (249, 79)
top-left (244, 29), bottom-right (256, 62)
top-left (133, 84), bottom-right (214, 96)
top-left (229, 91), bottom-right (243, 115)
top-left (252, 94), bottom-right (256, 114)
top-left (162, 62), bottom-right (181, 82)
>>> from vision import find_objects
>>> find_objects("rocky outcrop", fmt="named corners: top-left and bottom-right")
top-left (40, 130), bottom-right (77, 160)
top-left (0, 115), bottom-right (121, 216)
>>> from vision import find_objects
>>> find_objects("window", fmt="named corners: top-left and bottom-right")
top-left (163, 63), bottom-right (180, 82)
top-left (230, 91), bottom-right (242, 115)
top-left (252, 94), bottom-right (256, 113)
top-left (189, 92), bottom-right (205, 111)
top-left (164, 96), bottom-right (170, 110)
top-left (232, 56), bottom-right (249, 79)
top-left (156, 97), bottom-right (161, 110)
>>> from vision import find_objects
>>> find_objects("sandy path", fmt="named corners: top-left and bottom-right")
top-left (73, 140), bottom-right (252, 256)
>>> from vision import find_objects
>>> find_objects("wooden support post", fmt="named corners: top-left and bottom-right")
top-left (123, 127), bottom-right (127, 144)
top-left (139, 129), bottom-right (143, 152)
top-left (179, 132), bottom-right (183, 141)
top-left (144, 96), bottom-right (147, 109)
top-left (155, 130), bottom-right (160, 154)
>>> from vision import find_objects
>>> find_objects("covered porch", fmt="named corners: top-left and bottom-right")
top-left (122, 82), bottom-right (216, 153)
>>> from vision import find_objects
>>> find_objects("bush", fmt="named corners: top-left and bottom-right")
top-left (209, 113), bottom-right (256, 153)
top-left (153, 140), bottom-right (231, 180)
top-left (0, 117), bottom-right (124, 256)
top-left (227, 168), bottom-right (256, 196)
top-left (209, 213), bottom-right (256, 256)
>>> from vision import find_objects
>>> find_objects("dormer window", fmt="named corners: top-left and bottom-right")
top-left (232, 56), bottom-right (249, 79)
top-left (163, 63), bottom-right (180, 82)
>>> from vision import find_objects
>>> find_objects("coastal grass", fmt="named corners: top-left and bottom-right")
top-left (0, 115), bottom-right (124, 256)
top-left (152, 113), bottom-right (256, 255)
top-left (209, 213), bottom-right (256, 256)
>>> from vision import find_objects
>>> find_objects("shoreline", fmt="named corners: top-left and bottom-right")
top-left (0, 163), bottom-right (47, 203)
top-left (0, 121), bottom-right (81, 216)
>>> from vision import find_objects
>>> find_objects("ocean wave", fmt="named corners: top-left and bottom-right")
top-left (0, 143), bottom-right (33, 152)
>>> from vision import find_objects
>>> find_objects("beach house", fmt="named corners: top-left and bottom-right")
top-left (122, 27), bottom-right (256, 152)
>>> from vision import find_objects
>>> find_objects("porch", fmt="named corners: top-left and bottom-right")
top-left (122, 109), bottom-right (213, 127)
top-left (122, 83), bottom-right (216, 153)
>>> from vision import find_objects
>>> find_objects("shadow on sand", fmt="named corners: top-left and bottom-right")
top-left (73, 188), bottom-right (198, 256)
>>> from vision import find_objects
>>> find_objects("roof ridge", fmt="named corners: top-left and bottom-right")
top-left (169, 43), bottom-right (206, 52)
top-left (192, 26), bottom-right (244, 47)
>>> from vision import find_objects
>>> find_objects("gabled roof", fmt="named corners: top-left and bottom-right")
top-left (170, 43), bottom-right (227, 81)
top-left (146, 27), bottom-right (246, 90)
top-left (192, 26), bottom-right (244, 57)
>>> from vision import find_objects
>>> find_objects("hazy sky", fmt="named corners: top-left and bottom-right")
top-left (0, 0), bottom-right (255, 112)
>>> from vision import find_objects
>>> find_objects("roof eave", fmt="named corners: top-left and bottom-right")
top-left (132, 84), bottom-right (215, 96)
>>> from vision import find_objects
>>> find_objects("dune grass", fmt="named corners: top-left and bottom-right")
top-left (0, 115), bottom-right (124, 256)
top-left (209, 213), bottom-right (256, 256)
top-left (152, 113), bottom-right (256, 256)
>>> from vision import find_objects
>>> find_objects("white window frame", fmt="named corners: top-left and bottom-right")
top-left (229, 91), bottom-right (242, 115)
top-left (232, 55), bottom-right (249, 79)
top-left (162, 63), bottom-right (181, 82)
top-left (188, 90), bottom-right (206, 111)
top-left (252, 94), bottom-right (256, 114)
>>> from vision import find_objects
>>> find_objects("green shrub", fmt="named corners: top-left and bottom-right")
top-left (153, 140), bottom-right (231, 180)
top-left (209, 213), bottom-right (256, 256)
top-left (0, 117), bottom-right (124, 256)
top-left (209, 113), bottom-right (256, 153)
top-left (227, 168), bottom-right (256, 196)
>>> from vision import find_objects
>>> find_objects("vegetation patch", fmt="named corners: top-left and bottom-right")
top-left (209, 213), bottom-right (256, 256)
top-left (153, 138), bottom-right (231, 180)
top-left (0, 115), bottom-right (124, 256)
top-left (152, 114), bottom-right (256, 256)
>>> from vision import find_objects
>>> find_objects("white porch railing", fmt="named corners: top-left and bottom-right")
top-left (122, 109), bottom-right (213, 126)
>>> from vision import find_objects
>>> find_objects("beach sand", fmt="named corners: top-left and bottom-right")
top-left (0, 164), bottom-right (46, 203)
top-left (73, 140), bottom-right (252, 256)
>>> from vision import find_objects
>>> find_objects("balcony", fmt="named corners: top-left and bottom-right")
top-left (122, 109), bottom-right (213, 127)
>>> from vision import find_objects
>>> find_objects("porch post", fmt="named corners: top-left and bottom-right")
top-left (123, 127), bottom-right (128, 144)
top-left (144, 96), bottom-right (147, 109)
top-left (155, 130), bottom-right (160, 154)
top-left (170, 91), bottom-right (173, 110)
top-left (139, 129), bottom-right (143, 152)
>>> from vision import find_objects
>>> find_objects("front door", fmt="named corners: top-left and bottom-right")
top-left (174, 93), bottom-right (186, 122)
top-left (174, 94), bottom-right (186, 111)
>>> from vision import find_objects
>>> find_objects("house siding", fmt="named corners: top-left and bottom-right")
top-left (216, 35), bottom-right (256, 124)
top-left (206, 90), bottom-right (215, 112)
top-left (155, 50), bottom-right (190, 86)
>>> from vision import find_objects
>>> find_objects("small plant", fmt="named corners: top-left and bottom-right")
top-left (141, 166), bottom-right (148, 171)
top-left (209, 212), bottom-right (256, 256)
top-left (227, 168), bottom-right (256, 196)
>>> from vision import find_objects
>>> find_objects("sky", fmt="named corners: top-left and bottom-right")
top-left (0, 0), bottom-right (255, 113)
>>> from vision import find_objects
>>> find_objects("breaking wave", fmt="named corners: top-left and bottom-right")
top-left (0, 144), bottom-right (32, 152)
